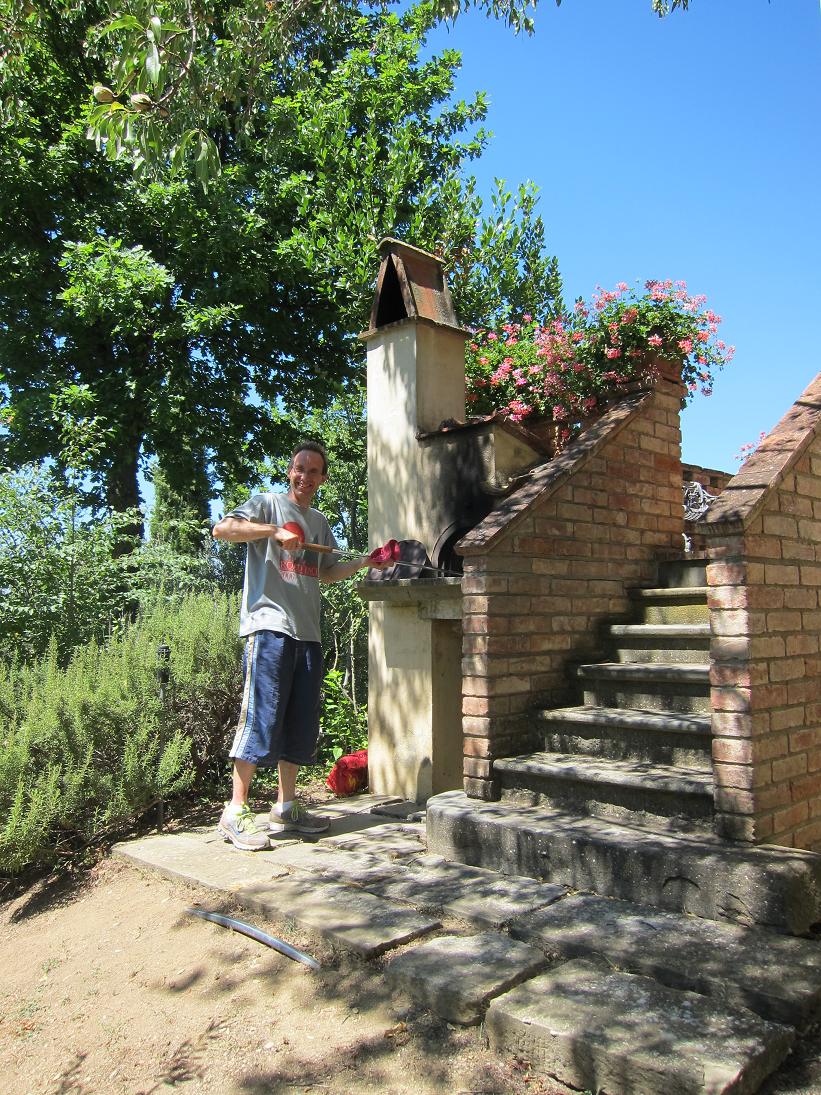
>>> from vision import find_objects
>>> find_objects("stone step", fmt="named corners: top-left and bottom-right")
top-left (495, 751), bottom-right (714, 831)
top-left (425, 790), bottom-right (821, 934)
top-left (508, 893), bottom-right (821, 1028)
top-left (384, 931), bottom-right (547, 1026)
top-left (657, 556), bottom-right (708, 588)
top-left (609, 622), bottom-right (711, 664)
top-left (538, 705), bottom-right (712, 768)
top-left (485, 958), bottom-right (794, 1095)
top-left (630, 585), bottom-right (710, 624)
top-left (577, 661), bottom-right (711, 714)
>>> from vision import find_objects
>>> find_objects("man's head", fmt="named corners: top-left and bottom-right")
top-left (288, 440), bottom-right (328, 476)
top-left (286, 441), bottom-right (328, 507)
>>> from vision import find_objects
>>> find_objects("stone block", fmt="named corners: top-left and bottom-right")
top-left (361, 854), bottom-right (566, 929)
top-left (238, 873), bottom-right (439, 958)
top-left (426, 790), bottom-right (821, 933)
top-left (509, 894), bottom-right (821, 1026)
top-left (384, 932), bottom-right (547, 1025)
top-left (320, 821), bottom-right (427, 861)
top-left (113, 830), bottom-right (290, 892)
top-left (485, 959), bottom-right (794, 1095)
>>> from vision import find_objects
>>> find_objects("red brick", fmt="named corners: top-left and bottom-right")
top-left (710, 664), bottom-right (751, 688)
top-left (463, 757), bottom-right (493, 779)
top-left (712, 739), bottom-right (753, 764)
top-left (751, 734), bottom-right (788, 762)
top-left (708, 587), bottom-right (749, 611)
top-left (756, 783), bottom-right (793, 811)
top-left (462, 575), bottom-right (509, 595)
top-left (784, 587), bottom-right (819, 610)
top-left (762, 515), bottom-right (799, 539)
top-left (711, 711), bottom-right (753, 737)
top-left (712, 763), bottom-right (761, 790)
top-left (463, 777), bottom-right (500, 801)
top-left (744, 535), bottom-right (783, 560)
top-left (462, 696), bottom-right (511, 717)
top-left (707, 562), bottom-right (747, 586)
top-left (791, 772), bottom-right (821, 800)
top-left (787, 633), bottom-right (820, 655)
top-left (747, 587), bottom-right (786, 610)
top-left (788, 677), bottom-right (821, 704)
top-left (769, 658), bottom-right (806, 683)
top-left (765, 610), bottom-right (804, 631)
top-left (711, 687), bottom-right (751, 713)
top-left (714, 787), bottom-right (755, 813)
top-left (462, 723), bottom-right (491, 745)
top-left (773, 801), bottom-right (810, 832)
top-left (791, 820), bottom-right (821, 851)
top-left (771, 753), bottom-right (808, 782)
top-left (771, 708), bottom-right (806, 733)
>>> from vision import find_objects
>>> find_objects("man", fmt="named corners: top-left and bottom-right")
top-left (212, 440), bottom-right (382, 850)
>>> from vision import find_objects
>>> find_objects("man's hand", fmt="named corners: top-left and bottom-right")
top-left (273, 527), bottom-right (302, 552)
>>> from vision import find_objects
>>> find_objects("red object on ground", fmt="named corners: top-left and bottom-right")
top-left (326, 749), bottom-right (368, 796)
top-left (368, 539), bottom-right (400, 565)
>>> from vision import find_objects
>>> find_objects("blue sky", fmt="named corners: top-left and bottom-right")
top-left (428, 1), bottom-right (821, 472)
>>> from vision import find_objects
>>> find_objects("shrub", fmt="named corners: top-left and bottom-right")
top-left (0, 592), bottom-right (242, 876)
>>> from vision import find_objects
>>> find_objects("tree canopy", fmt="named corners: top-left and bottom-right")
top-left (2, 1), bottom-right (690, 184)
top-left (0, 0), bottom-right (563, 516)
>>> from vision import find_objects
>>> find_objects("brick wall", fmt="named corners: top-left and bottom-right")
top-left (701, 377), bottom-right (821, 847)
top-left (682, 462), bottom-right (733, 495)
top-left (456, 362), bottom-right (686, 800)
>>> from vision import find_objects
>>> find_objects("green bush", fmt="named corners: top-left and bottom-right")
top-left (316, 667), bottom-right (368, 766)
top-left (0, 592), bottom-right (242, 876)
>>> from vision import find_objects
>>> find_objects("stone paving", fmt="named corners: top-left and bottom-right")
top-left (113, 792), bottom-right (821, 1095)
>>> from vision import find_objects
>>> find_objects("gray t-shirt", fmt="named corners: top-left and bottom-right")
top-left (227, 492), bottom-right (338, 641)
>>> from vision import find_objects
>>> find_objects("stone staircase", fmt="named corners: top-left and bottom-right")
top-left (427, 557), bottom-right (821, 935)
top-left (496, 556), bottom-right (714, 836)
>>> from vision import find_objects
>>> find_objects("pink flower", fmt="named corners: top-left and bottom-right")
top-left (488, 332), bottom-right (498, 342)
top-left (522, 314), bottom-right (532, 323)
top-left (647, 334), bottom-right (663, 348)
top-left (678, 338), bottom-right (693, 354)
top-left (605, 347), bottom-right (622, 360)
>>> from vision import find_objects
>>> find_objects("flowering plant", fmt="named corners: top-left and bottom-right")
top-left (465, 280), bottom-right (734, 450)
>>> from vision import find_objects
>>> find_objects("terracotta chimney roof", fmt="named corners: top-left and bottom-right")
top-left (361, 238), bottom-right (466, 336)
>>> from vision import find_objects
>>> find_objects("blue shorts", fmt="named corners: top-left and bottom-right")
top-left (230, 631), bottom-right (323, 768)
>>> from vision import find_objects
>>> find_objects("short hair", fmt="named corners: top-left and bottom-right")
top-left (288, 439), bottom-right (328, 476)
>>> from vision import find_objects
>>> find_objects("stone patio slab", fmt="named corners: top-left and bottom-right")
top-left (237, 873), bottom-right (440, 958)
top-left (370, 800), bottom-right (426, 822)
top-left (363, 855), bottom-right (566, 928)
top-left (265, 842), bottom-right (405, 886)
top-left (384, 932), bottom-right (546, 1025)
top-left (485, 958), bottom-right (795, 1095)
top-left (113, 831), bottom-right (290, 892)
top-left (510, 894), bottom-right (821, 1027)
top-left (320, 822), bottom-right (427, 861)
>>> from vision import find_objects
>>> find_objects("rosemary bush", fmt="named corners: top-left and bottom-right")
top-left (0, 592), bottom-right (242, 876)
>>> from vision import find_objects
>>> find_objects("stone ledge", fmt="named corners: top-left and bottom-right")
top-left (485, 958), bottom-right (794, 1095)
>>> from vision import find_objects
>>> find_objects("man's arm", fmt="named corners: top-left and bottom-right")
top-left (319, 557), bottom-right (383, 584)
top-left (212, 516), bottom-right (301, 551)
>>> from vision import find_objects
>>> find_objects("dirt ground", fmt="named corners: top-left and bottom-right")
top-left (3, 845), bottom-right (821, 1095)
top-left (0, 854), bottom-right (575, 1095)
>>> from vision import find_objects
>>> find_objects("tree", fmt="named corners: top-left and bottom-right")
top-left (1, 1), bottom-right (562, 515)
top-left (2, 1), bottom-right (690, 184)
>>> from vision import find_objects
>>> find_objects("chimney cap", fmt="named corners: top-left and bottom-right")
top-left (361, 237), bottom-right (468, 337)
